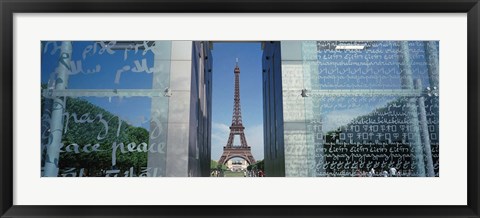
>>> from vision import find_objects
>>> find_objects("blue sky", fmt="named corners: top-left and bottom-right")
top-left (210, 42), bottom-right (264, 161)
top-left (41, 41), bottom-right (264, 161)
top-left (42, 41), bottom-right (154, 129)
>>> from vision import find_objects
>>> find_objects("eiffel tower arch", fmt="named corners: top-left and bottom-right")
top-left (218, 60), bottom-right (256, 166)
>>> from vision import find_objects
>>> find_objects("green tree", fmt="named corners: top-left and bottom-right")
top-left (42, 94), bottom-right (149, 176)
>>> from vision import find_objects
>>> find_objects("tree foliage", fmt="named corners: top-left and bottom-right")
top-left (249, 159), bottom-right (264, 171)
top-left (42, 94), bottom-right (149, 176)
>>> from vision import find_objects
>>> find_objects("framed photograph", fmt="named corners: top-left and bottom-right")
top-left (1, 0), bottom-right (479, 217)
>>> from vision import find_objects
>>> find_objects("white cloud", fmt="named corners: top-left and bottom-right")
top-left (322, 99), bottom-right (392, 132)
top-left (212, 122), bottom-right (230, 134)
top-left (245, 124), bottom-right (264, 160)
top-left (322, 107), bottom-right (371, 132)
top-left (211, 122), bottom-right (230, 161)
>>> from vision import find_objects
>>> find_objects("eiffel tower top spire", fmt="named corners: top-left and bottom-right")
top-left (231, 60), bottom-right (243, 127)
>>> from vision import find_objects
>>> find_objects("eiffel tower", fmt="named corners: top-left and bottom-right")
top-left (218, 59), bottom-right (256, 165)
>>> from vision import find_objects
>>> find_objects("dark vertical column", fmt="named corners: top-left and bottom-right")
top-left (262, 41), bottom-right (285, 177)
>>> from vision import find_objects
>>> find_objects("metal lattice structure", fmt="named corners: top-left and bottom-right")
top-left (218, 61), bottom-right (256, 165)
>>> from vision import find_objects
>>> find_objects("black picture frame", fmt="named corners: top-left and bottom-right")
top-left (1, 0), bottom-right (479, 217)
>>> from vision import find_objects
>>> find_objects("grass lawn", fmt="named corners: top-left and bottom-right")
top-left (223, 171), bottom-right (245, 177)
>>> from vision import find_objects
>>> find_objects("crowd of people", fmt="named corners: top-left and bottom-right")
top-left (211, 167), bottom-right (415, 177)
top-left (210, 169), bottom-right (265, 177)
top-left (357, 167), bottom-right (412, 177)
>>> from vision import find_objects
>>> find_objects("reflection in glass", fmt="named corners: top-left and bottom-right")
top-left (273, 41), bottom-right (439, 177)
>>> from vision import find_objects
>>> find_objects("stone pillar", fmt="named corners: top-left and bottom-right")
top-left (147, 41), bottom-right (172, 177)
top-left (415, 79), bottom-right (435, 177)
top-left (423, 41), bottom-right (439, 176)
top-left (41, 68), bottom-right (56, 168)
top-left (424, 41), bottom-right (439, 89)
top-left (147, 41), bottom-right (193, 177)
top-left (280, 41), bottom-right (309, 177)
top-left (301, 41), bottom-right (322, 177)
top-left (44, 41), bottom-right (72, 177)
top-left (398, 41), bottom-right (426, 176)
top-left (165, 41), bottom-right (192, 176)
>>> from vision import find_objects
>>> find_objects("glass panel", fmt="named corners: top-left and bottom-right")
top-left (306, 96), bottom-right (439, 177)
top-left (41, 41), bottom-right (172, 177)
top-left (300, 41), bottom-right (439, 177)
